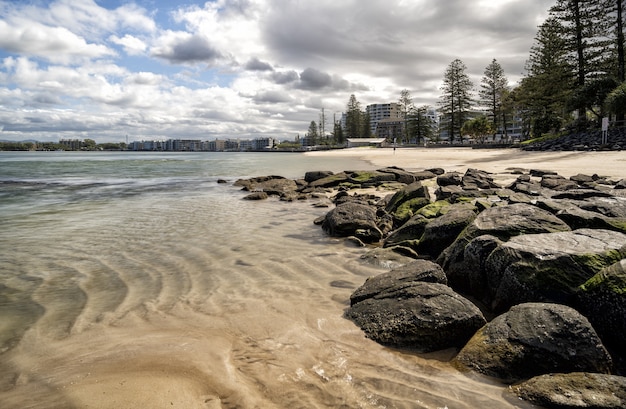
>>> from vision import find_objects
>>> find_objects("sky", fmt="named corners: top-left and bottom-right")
top-left (0, 0), bottom-right (554, 143)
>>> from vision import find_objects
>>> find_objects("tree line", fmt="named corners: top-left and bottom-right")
top-left (306, 0), bottom-right (626, 145)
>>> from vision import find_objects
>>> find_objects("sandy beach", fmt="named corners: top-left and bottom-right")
top-left (306, 147), bottom-right (626, 183)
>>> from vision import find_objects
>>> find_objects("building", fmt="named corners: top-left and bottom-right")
top-left (346, 138), bottom-right (387, 148)
top-left (366, 103), bottom-right (402, 135)
top-left (375, 118), bottom-right (405, 142)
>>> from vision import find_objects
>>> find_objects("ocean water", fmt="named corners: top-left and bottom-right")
top-left (0, 151), bottom-right (530, 408)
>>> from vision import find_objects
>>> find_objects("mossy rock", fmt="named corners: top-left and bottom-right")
top-left (484, 229), bottom-right (626, 313)
top-left (576, 260), bottom-right (626, 357)
top-left (392, 197), bottom-right (430, 225)
top-left (414, 200), bottom-right (451, 218)
top-left (385, 182), bottom-right (430, 214)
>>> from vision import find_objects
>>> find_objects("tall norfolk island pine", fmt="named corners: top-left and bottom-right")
top-left (479, 59), bottom-right (509, 139)
top-left (439, 59), bottom-right (473, 143)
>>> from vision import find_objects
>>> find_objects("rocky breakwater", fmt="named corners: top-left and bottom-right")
top-left (234, 167), bottom-right (626, 409)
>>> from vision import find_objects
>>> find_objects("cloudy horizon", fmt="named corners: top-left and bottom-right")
top-left (0, 0), bottom-right (553, 143)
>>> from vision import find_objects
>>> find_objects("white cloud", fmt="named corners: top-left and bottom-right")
top-left (0, 0), bottom-right (555, 142)
top-left (110, 34), bottom-right (147, 56)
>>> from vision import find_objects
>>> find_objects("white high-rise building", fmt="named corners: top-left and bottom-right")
top-left (366, 103), bottom-right (402, 135)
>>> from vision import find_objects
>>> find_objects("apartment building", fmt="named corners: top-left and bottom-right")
top-left (366, 103), bottom-right (402, 135)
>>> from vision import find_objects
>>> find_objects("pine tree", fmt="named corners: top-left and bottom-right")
top-left (479, 59), bottom-right (509, 138)
top-left (439, 59), bottom-right (473, 143)
top-left (407, 105), bottom-right (435, 144)
top-left (398, 89), bottom-right (414, 143)
top-left (518, 17), bottom-right (574, 136)
top-left (306, 120), bottom-right (318, 145)
top-left (345, 94), bottom-right (362, 139)
top-left (550, 0), bottom-right (610, 125)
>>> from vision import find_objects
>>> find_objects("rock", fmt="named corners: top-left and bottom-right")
top-left (541, 174), bottom-right (580, 191)
top-left (385, 181), bottom-right (430, 212)
top-left (510, 372), bottom-right (626, 409)
top-left (439, 203), bottom-right (571, 293)
top-left (304, 170), bottom-right (334, 183)
top-left (437, 172), bottom-right (462, 186)
top-left (385, 182), bottom-right (431, 224)
top-left (530, 169), bottom-right (558, 177)
top-left (556, 206), bottom-right (626, 233)
top-left (242, 191), bottom-right (269, 200)
top-left (575, 196), bottom-right (626, 218)
top-left (576, 259), bottom-right (626, 360)
top-left (321, 202), bottom-right (382, 242)
top-left (425, 167), bottom-right (445, 175)
top-left (462, 168), bottom-right (500, 189)
top-left (570, 173), bottom-right (596, 184)
top-left (309, 172), bottom-right (351, 188)
top-left (348, 170), bottom-right (397, 186)
top-left (552, 189), bottom-right (614, 200)
top-left (416, 207), bottom-right (477, 259)
top-left (463, 235), bottom-right (504, 301)
top-left (484, 229), bottom-right (626, 312)
top-left (383, 214), bottom-right (429, 248)
top-left (411, 170), bottom-right (439, 181)
top-left (349, 259), bottom-right (448, 305)
top-left (217, 179), bottom-right (228, 184)
top-left (359, 247), bottom-right (419, 269)
top-left (379, 167), bottom-right (437, 184)
top-left (453, 303), bottom-right (613, 384)
top-left (346, 281), bottom-right (486, 352)
top-left (235, 176), bottom-right (298, 197)
top-left (616, 179), bottom-right (626, 189)
top-left (434, 184), bottom-right (464, 200)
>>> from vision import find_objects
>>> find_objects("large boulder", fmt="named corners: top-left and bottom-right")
top-left (484, 229), bottom-right (626, 312)
top-left (349, 259), bottom-right (448, 305)
top-left (438, 203), bottom-right (571, 293)
top-left (510, 373), bottom-right (626, 409)
top-left (321, 202), bottom-right (382, 242)
top-left (416, 207), bottom-right (477, 259)
top-left (304, 170), bottom-right (334, 183)
top-left (346, 281), bottom-right (486, 352)
top-left (453, 303), bottom-right (613, 384)
top-left (576, 259), bottom-right (626, 358)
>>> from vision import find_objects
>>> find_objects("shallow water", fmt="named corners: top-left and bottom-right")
top-left (0, 152), bottom-right (531, 408)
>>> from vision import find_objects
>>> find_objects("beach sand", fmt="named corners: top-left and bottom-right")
top-left (306, 147), bottom-right (626, 183)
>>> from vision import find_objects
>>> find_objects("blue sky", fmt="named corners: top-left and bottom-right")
top-left (0, 0), bottom-right (552, 142)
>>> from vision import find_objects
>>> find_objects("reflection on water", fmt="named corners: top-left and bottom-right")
top-left (0, 152), bottom-right (531, 408)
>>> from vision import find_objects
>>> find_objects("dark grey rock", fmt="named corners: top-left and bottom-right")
top-left (383, 214), bottom-right (429, 248)
top-left (576, 259), bottom-right (626, 358)
top-left (350, 259), bottom-right (448, 305)
top-left (439, 203), bottom-right (571, 293)
top-left (436, 172), bottom-right (462, 187)
top-left (321, 202), bottom-right (382, 242)
top-left (416, 208), bottom-right (477, 259)
top-left (304, 170), bottom-right (334, 183)
top-left (484, 228), bottom-right (626, 312)
top-left (243, 191), bottom-right (269, 200)
top-left (510, 373), bottom-right (626, 409)
top-left (453, 303), bottom-right (613, 384)
top-left (346, 282), bottom-right (486, 351)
